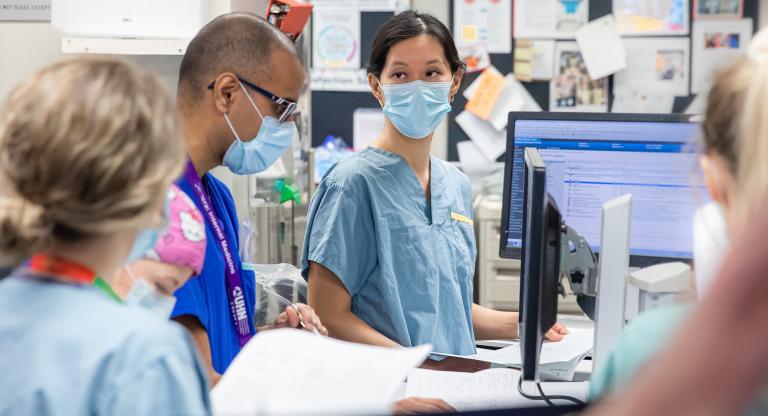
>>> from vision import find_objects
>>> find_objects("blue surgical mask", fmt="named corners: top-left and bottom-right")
top-left (379, 79), bottom-right (453, 139)
top-left (125, 197), bottom-right (169, 264)
top-left (123, 265), bottom-right (177, 319)
top-left (222, 82), bottom-right (296, 175)
top-left (125, 228), bottom-right (160, 264)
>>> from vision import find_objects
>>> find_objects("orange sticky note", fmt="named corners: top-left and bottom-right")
top-left (466, 68), bottom-right (504, 120)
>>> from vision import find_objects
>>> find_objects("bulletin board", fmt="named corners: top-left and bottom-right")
top-left (447, 0), bottom-right (761, 161)
top-left (308, 2), bottom-right (761, 157)
top-left (310, 11), bottom-right (393, 148)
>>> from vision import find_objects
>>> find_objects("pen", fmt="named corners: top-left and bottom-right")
top-left (261, 285), bottom-right (321, 335)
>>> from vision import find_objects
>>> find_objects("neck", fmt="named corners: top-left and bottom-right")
top-left (373, 121), bottom-right (432, 175)
top-left (43, 234), bottom-right (134, 284)
top-left (182, 112), bottom-right (222, 178)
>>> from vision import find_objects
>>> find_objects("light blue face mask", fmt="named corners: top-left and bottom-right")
top-left (123, 265), bottom-right (177, 319)
top-left (125, 228), bottom-right (160, 264)
top-left (222, 82), bottom-right (296, 175)
top-left (125, 194), bottom-right (169, 264)
top-left (379, 79), bottom-right (453, 139)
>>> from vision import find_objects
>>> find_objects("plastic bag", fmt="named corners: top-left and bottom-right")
top-left (239, 214), bottom-right (258, 264)
top-left (243, 262), bottom-right (308, 327)
top-left (314, 135), bottom-right (355, 181)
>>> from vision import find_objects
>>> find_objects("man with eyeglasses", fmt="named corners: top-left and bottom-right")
top-left (172, 11), bottom-right (327, 386)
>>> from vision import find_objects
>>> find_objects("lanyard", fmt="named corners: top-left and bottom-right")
top-left (183, 160), bottom-right (252, 346)
top-left (27, 254), bottom-right (95, 284)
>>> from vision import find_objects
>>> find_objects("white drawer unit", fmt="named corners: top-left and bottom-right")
top-left (474, 195), bottom-right (582, 314)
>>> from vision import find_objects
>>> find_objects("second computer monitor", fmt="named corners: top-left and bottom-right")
top-left (500, 112), bottom-right (703, 267)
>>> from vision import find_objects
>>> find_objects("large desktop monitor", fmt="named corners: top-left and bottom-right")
top-left (500, 112), bottom-right (703, 267)
top-left (519, 148), bottom-right (562, 382)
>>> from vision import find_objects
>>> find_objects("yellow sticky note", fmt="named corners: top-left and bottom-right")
top-left (465, 68), bottom-right (504, 120)
top-left (461, 25), bottom-right (478, 42)
top-left (514, 42), bottom-right (534, 61)
top-left (514, 61), bottom-right (533, 82)
top-left (451, 212), bottom-right (474, 226)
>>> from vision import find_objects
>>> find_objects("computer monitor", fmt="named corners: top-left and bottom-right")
top-left (500, 112), bottom-right (703, 267)
top-left (519, 148), bottom-right (562, 382)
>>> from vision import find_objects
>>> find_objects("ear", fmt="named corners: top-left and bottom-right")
top-left (450, 67), bottom-right (464, 103)
top-left (211, 72), bottom-right (242, 114)
top-left (701, 154), bottom-right (729, 205)
top-left (368, 73), bottom-right (384, 107)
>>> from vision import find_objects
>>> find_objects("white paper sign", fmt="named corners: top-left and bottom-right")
top-left (514, 0), bottom-right (589, 39)
top-left (614, 0), bottom-right (690, 36)
top-left (691, 18), bottom-right (753, 93)
top-left (0, 1), bottom-right (50, 21)
top-left (575, 15), bottom-right (627, 80)
top-left (311, 68), bottom-right (371, 92)
top-left (312, 0), bottom-right (408, 11)
top-left (453, 0), bottom-right (512, 53)
top-left (615, 37), bottom-right (691, 97)
top-left (313, 8), bottom-right (361, 70)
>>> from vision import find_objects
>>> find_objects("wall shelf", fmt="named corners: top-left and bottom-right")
top-left (61, 36), bottom-right (190, 55)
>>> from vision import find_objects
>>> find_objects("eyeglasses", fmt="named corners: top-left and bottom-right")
top-left (207, 76), bottom-right (298, 123)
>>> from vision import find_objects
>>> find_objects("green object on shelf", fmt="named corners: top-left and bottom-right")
top-left (275, 179), bottom-right (302, 204)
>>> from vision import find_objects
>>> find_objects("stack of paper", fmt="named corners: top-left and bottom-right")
top-left (405, 368), bottom-right (589, 411)
top-left (211, 329), bottom-right (431, 416)
top-left (433, 328), bottom-right (594, 382)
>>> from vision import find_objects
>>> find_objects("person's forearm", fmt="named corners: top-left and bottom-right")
top-left (174, 315), bottom-right (222, 388)
top-left (323, 309), bottom-right (401, 348)
top-left (471, 303), bottom-right (519, 340)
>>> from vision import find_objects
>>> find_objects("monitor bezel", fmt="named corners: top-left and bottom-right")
top-left (499, 112), bottom-right (696, 268)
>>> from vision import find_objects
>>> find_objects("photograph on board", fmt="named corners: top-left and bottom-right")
top-left (550, 42), bottom-right (608, 112)
top-left (694, 0), bottom-right (744, 19)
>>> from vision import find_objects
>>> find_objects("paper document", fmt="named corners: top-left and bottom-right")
top-left (514, 0), bottom-right (589, 39)
top-left (433, 328), bottom-right (594, 382)
top-left (406, 368), bottom-right (590, 411)
top-left (691, 18), bottom-right (753, 93)
top-left (312, 8), bottom-right (361, 69)
top-left (211, 329), bottom-right (431, 416)
top-left (453, 0), bottom-right (512, 53)
top-left (614, 37), bottom-right (690, 97)
top-left (612, 90), bottom-right (675, 114)
top-left (464, 68), bottom-right (538, 131)
top-left (575, 15), bottom-right (627, 80)
top-left (458, 43), bottom-right (492, 73)
top-left (614, 0), bottom-right (689, 36)
top-left (455, 111), bottom-right (506, 162)
top-left (353, 108), bottom-right (384, 151)
top-left (466, 68), bottom-right (506, 120)
top-left (457, 140), bottom-right (499, 193)
top-left (694, 0), bottom-right (744, 19)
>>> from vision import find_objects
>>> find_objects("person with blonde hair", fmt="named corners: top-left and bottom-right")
top-left (0, 58), bottom-right (210, 415)
top-left (588, 27), bottom-right (768, 414)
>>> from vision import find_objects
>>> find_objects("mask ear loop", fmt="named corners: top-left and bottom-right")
top-left (125, 264), bottom-right (138, 284)
top-left (238, 81), bottom-right (265, 121)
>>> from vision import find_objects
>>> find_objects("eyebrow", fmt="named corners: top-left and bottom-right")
top-left (391, 59), bottom-right (445, 68)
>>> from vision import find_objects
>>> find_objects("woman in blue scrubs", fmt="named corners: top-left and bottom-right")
top-left (302, 11), bottom-right (567, 356)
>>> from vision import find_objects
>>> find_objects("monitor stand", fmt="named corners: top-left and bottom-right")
top-left (592, 194), bottom-right (633, 375)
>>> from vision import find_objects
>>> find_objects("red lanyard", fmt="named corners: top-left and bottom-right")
top-left (27, 254), bottom-right (96, 284)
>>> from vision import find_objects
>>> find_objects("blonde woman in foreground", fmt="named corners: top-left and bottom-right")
top-left (0, 58), bottom-right (210, 415)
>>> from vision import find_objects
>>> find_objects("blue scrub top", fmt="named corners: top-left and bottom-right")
top-left (301, 146), bottom-right (477, 355)
top-left (173, 172), bottom-right (257, 374)
top-left (0, 274), bottom-right (210, 416)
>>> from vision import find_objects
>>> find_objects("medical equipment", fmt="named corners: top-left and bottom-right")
top-left (265, 0), bottom-right (313, 42)
top-left (629, 262), bottom-right (694, 312)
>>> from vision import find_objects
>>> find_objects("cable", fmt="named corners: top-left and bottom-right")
top-left (517, 375), bottom-right (586, 407)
